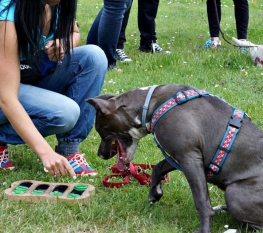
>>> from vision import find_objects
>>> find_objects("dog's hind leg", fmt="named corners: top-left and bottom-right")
top-left (148, 159), bottom-right (176, 203)
top-left (225, 179), bottom-right (263, 229)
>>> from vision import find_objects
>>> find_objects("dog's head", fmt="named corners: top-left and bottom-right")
top-left (87, 93), bottom-right (147, 171)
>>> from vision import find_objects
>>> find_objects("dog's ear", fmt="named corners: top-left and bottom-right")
top-left (86, 97), bottom-right (118, 115)
top-left (96, 94), bottom-right (116, 100)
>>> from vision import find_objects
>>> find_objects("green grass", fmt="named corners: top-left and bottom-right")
top-left (1, 0), bottom-right (263, 232)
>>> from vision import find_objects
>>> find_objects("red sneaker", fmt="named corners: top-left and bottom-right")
top-left (67, 152), bottom-right (97, 176)
top-left (0, 146), bottom-right (15, 170)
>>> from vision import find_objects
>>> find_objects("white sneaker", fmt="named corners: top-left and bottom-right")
top-left (139, 42), bottom-right (171, 54)
top-left (151, 43), bottom-right (171, 54)
top-left (116, 49), bottom-right (132, 62)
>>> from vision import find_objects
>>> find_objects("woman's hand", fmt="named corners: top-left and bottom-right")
top-left (41, 151), bottom-right (76, 178)
top-left (44, 20), bottom-right (80, 62)
top-left (44, 39), bottom-right (65, 62)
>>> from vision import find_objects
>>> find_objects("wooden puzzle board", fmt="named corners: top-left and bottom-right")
top-left (4, 180), bottom-right (95, 205)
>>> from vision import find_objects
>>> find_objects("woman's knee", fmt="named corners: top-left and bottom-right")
top-left (87, 45), bottom-right (107, 70)
top-left (54, 99), bottom-right (80, 133)
top-left (76, 45), bottom-right (107, 70)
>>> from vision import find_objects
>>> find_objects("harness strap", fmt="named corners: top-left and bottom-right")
top-left (150, 89), bottom-right (210, 171)
top-left (153, 135), bottom-right (183, 171)
top-left (206, 108), bottom-right (245, 182)
top-left (142, 85), bottom-right (158, 134)
top-left (149, 89), bottom-right (245, 182)
top-left (150, 89), bottom-right (210, 132)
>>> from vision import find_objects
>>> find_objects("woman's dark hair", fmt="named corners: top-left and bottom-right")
top-left (1, 0), bottom-right (77, 62)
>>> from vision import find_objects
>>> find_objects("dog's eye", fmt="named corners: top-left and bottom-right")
top-left (119, 137), bottom-right (131, 142)
top-left (105, 135), bottom-right (112, 141)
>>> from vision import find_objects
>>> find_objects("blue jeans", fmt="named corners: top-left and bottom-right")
top-left (86, 0), bottom-right (132, 67)
top-left (0, 45), bottom-right (107, 155)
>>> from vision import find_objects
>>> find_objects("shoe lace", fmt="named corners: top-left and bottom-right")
top-left (116, 49), bottom-right (128, 59)
top-left (152, 43), bottom-right (163, 53)
top-left (0, 148), bottom-right (10, 163)
top-left (72, 153), bottom-right (90, 167)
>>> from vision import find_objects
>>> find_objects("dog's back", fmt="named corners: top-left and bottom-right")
top-left (152, 84), bottom-right (263, 229)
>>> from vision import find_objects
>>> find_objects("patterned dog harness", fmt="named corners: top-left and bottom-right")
top-left (206, 108), bottom-right (244, 182)
top-left (143, 86), bottom-right (245, 182)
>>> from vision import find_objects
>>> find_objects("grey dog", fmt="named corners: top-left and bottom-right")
top-left (87, 84), bottom-right (263, 233)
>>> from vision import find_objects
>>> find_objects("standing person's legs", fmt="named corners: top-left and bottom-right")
top-left (138, 0), bottom-right (159, 47)
top-left (137, 0), bottom-right (170, 53)
top-left (116, 0), bottom-right (133, 62)
top-left (86, 9), bottom-right (101, 46)
top-left (117, 1), bottom-right (133, 50)
top-left (233, 0), bottom-right (248, 40)
top-left (206, 0), bottom-right (221, 38)
top-left (203, 0), bottom-right (221, 48)
top-left (87, 0), bottom-right (132, 68)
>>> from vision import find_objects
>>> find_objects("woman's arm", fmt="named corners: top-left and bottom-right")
top-left (0, 21), bottom-right (76, 178)
top-left (72, 20), bottom-right (81, 48)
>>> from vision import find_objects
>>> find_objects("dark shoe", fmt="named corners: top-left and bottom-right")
top-left (116, 49), bottom-right (132, 62)
top-left (108, 64), bottom-right (123, 72)
top-left (139, 42), bottom-right (171, 54)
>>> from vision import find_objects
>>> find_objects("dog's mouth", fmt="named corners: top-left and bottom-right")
top-left (112, 140), bottom-right (127, 171)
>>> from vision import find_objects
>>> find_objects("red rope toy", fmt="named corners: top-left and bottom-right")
top-left (103, 163), bottom-right (170, 188)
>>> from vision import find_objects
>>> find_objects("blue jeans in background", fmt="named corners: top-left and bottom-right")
top-left (86, 0), bottom-right (132, 68)
top-left (0, 45), bottom-right (107, 155)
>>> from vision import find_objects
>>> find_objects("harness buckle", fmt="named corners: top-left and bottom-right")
top-left (194, 89), bottom-right (204, 97)
top-left (207, 162), bottom-right (222, 174)
top-left (173, 91), bottom-right (188, 104)
top-left (229, 116), bottom-right (243, 129)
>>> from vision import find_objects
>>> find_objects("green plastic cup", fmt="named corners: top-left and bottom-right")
top-left (13, 185), bottom-right (29, 194)
top-left (74, 184), bottom-right (87, 192)
top-left (50, 191), bottom-right (63, 196)
top-left (67, 193), bottom-right (80, 199)
top-left (31, 190), bottom-right (44, 195)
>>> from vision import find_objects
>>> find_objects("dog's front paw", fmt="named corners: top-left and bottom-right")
top-left (148, 194), bottom-right (159, 204)
top-left (148, 183), bottom-right (163, 204)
